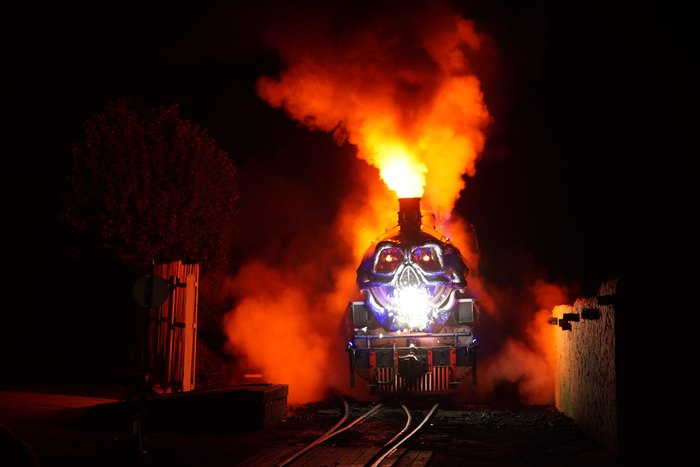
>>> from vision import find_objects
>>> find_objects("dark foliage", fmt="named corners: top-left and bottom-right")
top-left (63, 99), bottom-right (239, 271)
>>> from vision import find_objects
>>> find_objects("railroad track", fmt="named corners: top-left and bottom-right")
top-left (270, 394), bottom-right (439, 467)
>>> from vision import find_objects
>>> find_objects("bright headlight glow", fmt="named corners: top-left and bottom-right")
top-left (365, 266), bottom-right (458, 332)
top-left (393, 286), bottom-right (437, 331)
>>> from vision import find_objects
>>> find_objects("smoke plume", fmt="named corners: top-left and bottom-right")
top-left (222, 1), bottom-right (571, 406)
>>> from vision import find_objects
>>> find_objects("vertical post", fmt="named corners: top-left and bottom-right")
top-left (347, 346), bottom-right (355, 388)
top-left (130, 263), bottom-right (171, 454)
top-left (182, 272), bottom-right (197, 391)
top-left (139, 270), bottom-right (154, 454)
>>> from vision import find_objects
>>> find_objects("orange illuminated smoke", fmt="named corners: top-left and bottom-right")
top-left (256, 1), bottom-right (491, 213)
top-left (224, 1), bottom-right (493, 404)
top-left (475, 280), bottom-right (569, 404)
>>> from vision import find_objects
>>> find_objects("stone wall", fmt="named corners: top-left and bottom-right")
top-left (553, 279), bottom-right (618, 452)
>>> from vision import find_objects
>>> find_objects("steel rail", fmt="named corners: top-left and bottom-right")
top-left (276, 394), bottom-right (383, 467)
top-left (367, 402), bottom-right (439, 467)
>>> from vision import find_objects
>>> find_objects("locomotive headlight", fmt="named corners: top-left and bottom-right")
top-left (394, 286), bottom-right (434, 330)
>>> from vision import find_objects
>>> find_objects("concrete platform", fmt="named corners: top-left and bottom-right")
top-left (80, 384), bottom-right (289, 434)
top-left (1, 384), bottom-right (289, 467)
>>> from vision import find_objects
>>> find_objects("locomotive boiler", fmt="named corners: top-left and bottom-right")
top-left (346, 197), bottom-right (478, 395)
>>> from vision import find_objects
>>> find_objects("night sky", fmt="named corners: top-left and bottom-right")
top-left (6, 0), bottom-right (689, 287)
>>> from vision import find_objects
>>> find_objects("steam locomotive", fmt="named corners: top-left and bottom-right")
top-left (346, 197), bottom-right (478, 395)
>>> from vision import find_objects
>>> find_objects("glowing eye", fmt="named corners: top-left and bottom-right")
top-left (375, 247), bottom-right (404, 274)
top-left (411, 246), bottom-right (442, 273)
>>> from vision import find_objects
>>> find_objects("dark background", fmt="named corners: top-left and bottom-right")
top-left (2, 0), bottom-right (695, 463)
top-left (6, 0), bottom-right (690, 293)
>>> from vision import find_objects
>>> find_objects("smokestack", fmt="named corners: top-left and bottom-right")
top-left (398, 197), bottom-right (422, 232)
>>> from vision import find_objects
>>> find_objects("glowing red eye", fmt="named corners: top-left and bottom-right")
top-left (411, 246), bottom-right (442, 273)
top-left (375, 247), bottom-right (403, 274)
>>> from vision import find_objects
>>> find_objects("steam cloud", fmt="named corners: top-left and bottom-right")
top-left (222, 0), bottom-right (570, 405)
top-left (255, 0), bottom-right (491, 213)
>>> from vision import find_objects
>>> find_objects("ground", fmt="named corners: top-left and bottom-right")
top-left (274, 397), bottom-right (622, 466)
top-left (0, 385), bottom-right (629, 467)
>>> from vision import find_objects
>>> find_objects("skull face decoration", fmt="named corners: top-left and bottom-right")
top-left (356, 199), bottom-right (469, 332)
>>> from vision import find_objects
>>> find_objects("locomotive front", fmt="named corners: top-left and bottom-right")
top-left (346, 197), bottom-right (478, 395)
